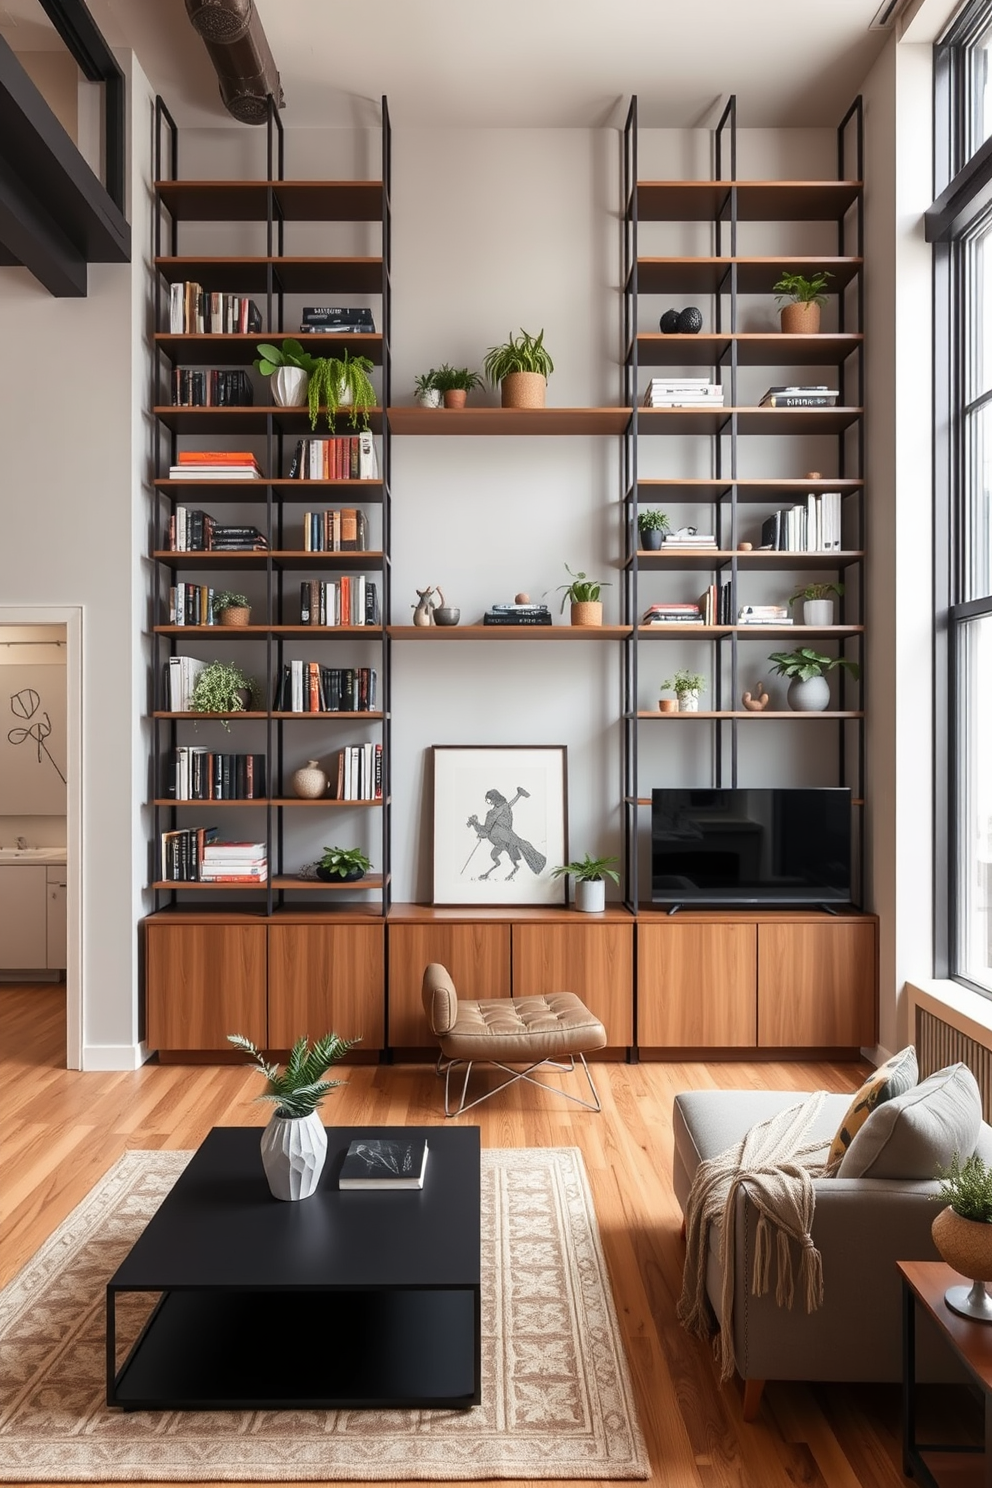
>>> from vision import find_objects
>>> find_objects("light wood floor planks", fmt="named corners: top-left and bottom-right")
top-left (1, 983), bottom-right (912, 1488)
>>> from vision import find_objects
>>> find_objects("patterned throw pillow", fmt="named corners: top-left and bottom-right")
top-left (826, 1045), bottom-right (919, 1168)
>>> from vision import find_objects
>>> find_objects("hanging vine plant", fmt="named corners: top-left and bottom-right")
top-left (307, 351), bottom-right (377, 432)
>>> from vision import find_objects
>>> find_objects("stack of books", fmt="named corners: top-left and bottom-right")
top-left (168, 285), bottom-right (262, 335)
top-left (169, 748), bottom-right (266, 801)
top-left (166, 656), bottom-right (208, 711)
top-left (698, 582), bottom-right (733, 625)
top-left (209, 524), bottom-right (268, 552)
top-left (334, 743), bottom-right (383, 801)
top-left (760, 492), bottom-right (843, 552)
top-left (167, 452), bottom-right (262, 480)
top-left (170, 369), bottom-right (253, 408)
top-left (289, 434), bottom-right (379, 481)
top-left (273, 662), bottom-right (377, 713)
top-left (737, 604), bottom-right (792, 626)
top-left (644, 378), bottom-right (724, 408)
top-left (299, 578), bottom-right (380, 627)
top-left (662, 530), bottom-right (717, 549)
top-left (169, 510), bottom-right (269, 553)
top-left (483, 603), bottom-right (553, 626)
top-left (160, 825), bottom-right (217, 882)
top-left (302, 509), bottom-right (369, 552)
top-left (300, 306), bottom-right (376, 335)
top-left (759, 385), bottom-right (838, 408)
top-left (199, 841), bottom-right (268, 884)
top-left (642, 602), bottom-right (702, 626)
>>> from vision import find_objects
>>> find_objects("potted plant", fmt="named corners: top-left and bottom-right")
top-left (414, 370), bottom-right (442, 409)
top-left (637, 508), bottom-right (671, 551)
top-left (551, 853), bottom-right (620, 913)
top-left (789, 581), bottom-right (844, 627)
top-left (660, 670), bottom-right (706, 713)
top-left (772, 270), bottom-right (833, 334)
top-left (227, 1031), bottom-right (359, 1201)
top-left (316, 844), bottom-right (372, 883)
top-left (254, 337), bottom-right (315, 407)
top-left (212, 590), bottom-right (251, 626)
top-left (767, 646), bottom-right (859, 712)
top-left (189, 660), bottom-right (257, 726)
top-left (307, 350), bottom-right (376, 431)
top-left (557, 563), bottom-right (610, 626)
top-left (931, 1152), bottom-right (992, 1321)
top-left (431, 363), bottom-right (484, 410)
top-left (483, 327), bottom-right (554, 409)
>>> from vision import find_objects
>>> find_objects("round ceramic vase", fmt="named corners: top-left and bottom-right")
top-left (434, 606), bottom-right (460, 626)
top-left (259, 1110), bottom-right (327, 1201)
top-left (270, 367), bottom-right (309, 407)
top-left (787, 674), bottom-right (830, 712)
top-left (575, 878), bottom-right (606, 913)
top-left (443, 389), bottom-right (467, 409)
top-left (291, 759), bottom-right (327, 799)
top-left (932, 1206), bottom-right (992, 1321)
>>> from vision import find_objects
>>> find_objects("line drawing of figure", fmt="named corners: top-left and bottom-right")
top-left (7, 689), bottom-right (66, 785)
top-left (464, 785), bottom-right (547, 880)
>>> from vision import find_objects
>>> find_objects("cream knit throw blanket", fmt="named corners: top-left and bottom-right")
top-left (677, 1092), bottom-right (831, 1381)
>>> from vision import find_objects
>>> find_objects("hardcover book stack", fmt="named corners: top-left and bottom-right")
top-left (166, 656), bottom-right (208, 711)
top-left (167, 451), bottom-right (262, 481)
top-left (170, 369), bottom-right (253, 408)
top-left (334, 742), bottom-right (383, 801)
top-left (289, 433), bottom-right (379, 481)
top-left (199, 840), bottom-right (267, 884)
top-left (483, 602), bottom-right (553, 626)
top-left (168, 509), bottom-right (268, 552)
top-left (642, 602), bottom-right (702, 626)
top-left (737, 604), bottom-right (792, 626)
top-left (273, 662), bottom-right (377, 713)
top-left (170, 747), bottom-right (266, 800)
top-left (760, 492), bottom-right (843, 552)
top-left (299, 578), bottom-right (380, 627)
top-left (168, 285), bottom-right (262, 335)
top-left (759, 384), bottom-right (839, 408)
top-left (300, 305), bottom-right (376, 335)
top-left (644, 378), bottom-right (724, 408)
top-left (662, 528), bottom-right (717, 550)
top-left (302, 509), bottom-right (369, 552)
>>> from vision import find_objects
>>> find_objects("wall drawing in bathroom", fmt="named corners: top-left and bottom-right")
top-left (0, 665), bottom-right (67, 813)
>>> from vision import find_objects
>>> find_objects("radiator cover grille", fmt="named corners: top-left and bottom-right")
top-left (916, 1006), bottom-right (992, 1123)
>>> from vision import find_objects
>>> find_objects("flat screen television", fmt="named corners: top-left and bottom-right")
top-left (651, 787), bottom-right (852, 909)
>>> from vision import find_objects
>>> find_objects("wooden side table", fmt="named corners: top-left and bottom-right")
top-left (899, 1259), bottom-right (992, 1487)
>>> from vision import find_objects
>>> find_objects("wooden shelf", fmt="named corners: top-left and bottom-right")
top-left (154, 257), bottom-right (383, 294)
top-left (269, 798), bottom-right (384, 807)
top-left (271, 876), bottom-right (385, 891)
top-left (154, 625), bottom-right (385, 638)
top-left (154, 332), bottom-right (384, 366)
top-left (385, 902), bottom-right (634, 924)
top-left (635, 333), bottom-right (862, 367)
top-left (155, 798), bottom-right (266, 806)
top-left (638, 624), bottom-right (863, 638)
top-left (153, 880), bottom-right (269, 891)
top-left (635, 180), bottom-right (862, 222)
top-left (634, 256), bottom-right (862, 295)
top-left (637, 406), bottom-right (863, 435)
top-left (153, 550), bottom-right (385, 572)
top-left (635, 710), bottom-right (864, 719)
top-left (154, 406), bottom-right (384, 435)
top-left (153, 711), bottom-right (384, 720)
top-left (386, 406), bottom-right (629, 436)
top-left (635, 478), bottom-right (863, 504)
top-left (154, 479), bottom-right (383, 504)
top-left (634, 549), bottom-right (865, 571)
top-left (388, 624), bottom-right (631, 640)
top-left (154, 180), bottom-right (384, 222)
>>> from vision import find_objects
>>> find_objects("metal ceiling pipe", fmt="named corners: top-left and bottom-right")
top-left (185, 0), bottom-right (284, 125)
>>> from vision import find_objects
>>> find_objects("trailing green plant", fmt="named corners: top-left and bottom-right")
top-left (431, 363), bottom-right (483, 393)
top-left (212, 591), bottom-right (250, 616)
top-left (483, 328), bottom-right (555, 385)
top-left (661, 669), bottom-right (706, 697)
top-left (637, 508), bottom-right (671, 533)
top-left (772, 270), bottom-right (833, 307)
top-left (551, 853), bottom-right (620, 885)
top-left (789, 582), bottom-right (844, 606)
top-left (767, 647), bottom-right (860, 681)
top-left (319, 844), bottom-right (372, 879)
top-left (254, 337), bottom-right (317, 376)
top-left (556, 563), bottom-right (610, 610)
top-left (189, 660), bottom-right (258, 727)
top-left (307, 350), bottom-right (376, 431)
top-left (935, 1151), bottom-right (992, 1223)
top-left (227, 1031), bottom-right (359, 1118)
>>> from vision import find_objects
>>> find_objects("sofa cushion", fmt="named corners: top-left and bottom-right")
top-left (826, 1045), bottom-right (918, 1168)
top-left (837, 1063), bottom-right (983, 1180)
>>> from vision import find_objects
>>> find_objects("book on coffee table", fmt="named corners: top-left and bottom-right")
top-left (339, 1137), bottom-right (429, 1190)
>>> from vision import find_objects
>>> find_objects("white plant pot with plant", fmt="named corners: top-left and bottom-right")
top-left (661, 670), bottom-right (706, 714)
top-left (768, 647), bottom-right (859, 713)
top-left (484, 327), bottom-right (554, 409)
top-left (254, 339), bottom-right (315, 408)
top-left (228, 1031), bottom-right (359, 1201)
top-left (551, 853), bottom-right (620, 913)
top-left (790, 581), bottom-right (843, 630)
top-left (414, 371), bottom-right (442, 408)
top-left (557, 563), bottom-right (610, 627)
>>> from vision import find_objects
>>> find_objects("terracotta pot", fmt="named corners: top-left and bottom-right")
top-left (443, 389), bottom-right (467, 409)
top-left (659, 698), bottom-right (678, 713)
top-left (500, 372), bottom-right (546, 409)
top-left (932, 1206), bottom-right (992, 1282)
top-left (780, 301), bottom-right (821, 334)
top-left (570, 601), bottom-right (602, 626)
top-left (291, 759), bottom-right (327, 799)
top-left (218, 606), bottom-right (250, 626)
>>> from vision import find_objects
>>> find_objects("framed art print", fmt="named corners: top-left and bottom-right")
top-left (431, 745), bottom-right (568, 906)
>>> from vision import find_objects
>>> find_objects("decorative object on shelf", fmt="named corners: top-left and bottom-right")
top-left (254, 338), bottom-right (314, 407)
top-left (551, 853), bottom-right (620, 914)
top-left (188, 660), bottom-right (256, 726)
top-left (212, 590), bottom-right (251, 626)
top-left (413, 370), bottom-right (443, 408)
top-left (658, 698), bottom-right (678, 713)
top-left (767, 647), bottom-right (859, 712)
top-left (226, 1031), bottom-right (359, 1201)
top-left (738, 541), bottom-right (753, 552)
top-left (483, 328), bottom-right (554, 409)
top-left (433, 588), bottom-right (460, 626)
top-left (805, 470), bottom-right (822, 480)
top-left (291, 758), bottom-right (328, 799)
top-left (515, 591), bottom-right (530, 604)
top-left (306, 350), bottom-right (376, 431)
top-left (412, 585), bottom-right (438, 626)
top-left (772, 270), bottom-right (833, 334)
top-left (931, 1151), bottom-right (992, 1321)
top-left (658, 309), bottom-right (681, 333)
top-left (316, 844), bottom-right (371, 883)
top-left (431, 744), bottom-right (567, 906)
top-left (430, 363), bottom-right (483, 410)
top-left (637, 508), bottom-right (671, 551)
top-left (557, 563), bottom-right (609, 626)
top-left (660, 670), bottom-right (706, 713)
top-left (676, 306), bottom-right (703, 334)
top-left (790, 581), bottom-right (844, 627)
top-left (741, 686), bottom-right (770, 712)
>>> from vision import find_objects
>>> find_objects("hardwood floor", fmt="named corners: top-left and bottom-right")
top-left (1, 983), bottom-right (912, 1488)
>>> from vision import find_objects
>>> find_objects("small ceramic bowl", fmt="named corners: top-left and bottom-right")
top-left (434, 606), bottom-right (460, 626)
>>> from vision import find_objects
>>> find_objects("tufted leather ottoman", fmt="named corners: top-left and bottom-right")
top-left (422, 962), bottom-right (607, 1116)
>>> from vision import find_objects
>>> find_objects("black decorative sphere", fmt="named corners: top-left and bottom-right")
top-left (677, 306), bottom-right (703, 334)
top-left (659, 309), bottom-right (681, 334)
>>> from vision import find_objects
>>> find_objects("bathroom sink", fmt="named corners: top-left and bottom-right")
top-left (0, 847), bottom-right (66, 863)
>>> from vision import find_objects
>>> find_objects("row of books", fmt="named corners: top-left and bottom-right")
top-left (300, 306), bottom-right (376, 335)
top-left (644, 378), bottom-right (724, 408)
top-left (168, 286), bottom-right (262, 336)
top-left (760, 492), bottom-right (844, 552)
top-left (759, 384), bottom-right (839, 409)
top-left (642, 600), bottom-right (796, 626)
top-left (300, 579), bottom-right (380, 627)
top-left (169, 585), bottom-right (222, 627)
top-left (288, 434), bottom-right (379, 481)
top-left (159, 829), bottom-right (268, 883)
top-left (168, 749), bottom-right (267, 801)
top-left (303, 508), bottom-right (370, 552)
top-left (167, 452), bottom-right (262, 481)
top-left (168, 511), bottom-right (267, 552)
top-left (483, 603), bottom-right (552, 627)
top-left (335, 742), bottom-right (383, 801)
top-left (170, 369), bottom-right (253, 408)
top-left (273, 663), bottom-right (378, 713)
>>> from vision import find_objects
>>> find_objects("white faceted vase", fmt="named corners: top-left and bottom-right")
top-left (787, 674), bottom-right (831, 712)
top-left (259, 1110), bottom-right (327, 1200)
top-left (270, 366), bottom-right (309, 407)
top-left (575, 878), bottom-right (606, 913)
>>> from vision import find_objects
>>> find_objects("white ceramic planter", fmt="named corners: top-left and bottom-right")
top-left (270, 366), bottom-right (309, 407)
top-left (417, 388), bottom-right (442, 408)
top-left (677, 689), bottom-right (700, 712)
top-left (575, 878), bottom-right (606, 913)
top-left (803, 599), bottom-right (834, 626)
top-left (787, 674), bottom-right (831, 712)
top-left (259, 1110), bottom-right (327, 1200)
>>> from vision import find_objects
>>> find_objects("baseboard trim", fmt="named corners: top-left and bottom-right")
top-left (82, 1042), bottom-right (153, 1071)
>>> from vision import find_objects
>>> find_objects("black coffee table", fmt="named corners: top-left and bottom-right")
top-left (106, 1125), bottom-right (480, 1411)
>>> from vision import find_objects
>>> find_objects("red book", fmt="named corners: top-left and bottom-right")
top-left (309, 661), bottom-right (320, 713)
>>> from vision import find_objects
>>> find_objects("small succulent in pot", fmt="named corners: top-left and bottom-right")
top-left (316, 844), bottom-right (372, 883)
top-left (212, 590), bottom-right (251, 625)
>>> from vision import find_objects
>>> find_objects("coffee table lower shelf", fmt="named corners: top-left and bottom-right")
top-left (109, 1287), bottom-right (479, 1411)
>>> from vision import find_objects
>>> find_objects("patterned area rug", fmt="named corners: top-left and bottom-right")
top-left (0, 1146), bottom-right (647, 1481)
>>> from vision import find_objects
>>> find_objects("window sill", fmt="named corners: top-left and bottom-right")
top-left (907, 977), bottom-right (992, 1049)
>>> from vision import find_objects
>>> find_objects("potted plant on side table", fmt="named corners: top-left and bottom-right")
top-left (483, 327), bottom-right (554, 408)
top-left (228, 1031), bottom-right (360, 1200)
top-left (931, 1151), bottom-right (992, 1321)
top-left (767, 647), bottom-right (859, 712)
top-left (557, 563), bottom-right (610, 626)
top-left (772, 270), bottom-right (833, 334)
top-left (552, 853), bottom-right (620, 913)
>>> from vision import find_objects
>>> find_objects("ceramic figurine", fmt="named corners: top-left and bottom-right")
top-left (412, 586), bottom-right (437, 626)
top-left (659, 309), bottom-right (681, 334)
top-left (741, 686), bottom-right (770, 712)
top-left (677, 306), bottom-right (703, 334)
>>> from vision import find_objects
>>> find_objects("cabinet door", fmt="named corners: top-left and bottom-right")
top-left (145, 923), bottom-right (266, 1050)
top-left (637, 921), bottom-right (757, 1048)
top-left (757, 922), bottom-right (877, 1048)
top-left (0, 866), bottom-right (47, 968)
top-left (387, 922), bottom-right (510, 1048)
top-left (268, 923), bottom-right (384, 1051)
top-left (512, 922), bottom-right (633, 1046)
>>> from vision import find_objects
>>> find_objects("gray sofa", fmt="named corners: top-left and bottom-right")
top-left (672, 1085), bottom-right (992, 1417)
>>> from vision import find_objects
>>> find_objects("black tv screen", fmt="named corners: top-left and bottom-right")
top-left (651, 788), bottom-right (852, 908)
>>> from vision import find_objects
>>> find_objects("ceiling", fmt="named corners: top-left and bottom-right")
top-left (5, 0), bottom-right (895, 129)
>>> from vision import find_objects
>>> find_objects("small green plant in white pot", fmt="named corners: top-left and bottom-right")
top-left (767, 647), bottom-right (859, 712)
top-left (413, 370), bottom-right (442, 408)
top-left (637, 509), bottom-right (671, 551)
top-left (661, 669), bottom-right (706, 712)
top-left (551, 853), bottom-right (620, 913)
top-left (789, 581), bottom-right (844, 627)
top-left (228, 1031), bottom-right (359, 1200)
top-left (254, 337), bottom-right (315, 407)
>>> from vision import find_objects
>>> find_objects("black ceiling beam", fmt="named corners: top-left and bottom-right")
top-left (0, 151), bottom-right (87, 296)
top-left (35, 0), bottom-right (125, 211)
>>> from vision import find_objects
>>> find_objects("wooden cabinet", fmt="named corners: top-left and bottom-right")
top-left (146, 920), bottom-right (267, 1050)
top-left (638, 921), bottom-right (757, 1047)
top-left (512, 922), bottom-right (633, 1046)
top-left (757, 921), bottom-right (876, 1048)
top-left (268, 922), bottom-right (384, 1049)
top-left (387, 921), bottom-right (510, 1048)
top-left (0, 866), bottom-right (47, 969)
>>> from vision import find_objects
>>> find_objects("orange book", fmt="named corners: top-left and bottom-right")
top-left (309, 661), bottom-right (320, 712)
top-left (340, 575), bottom-right (351, 625)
